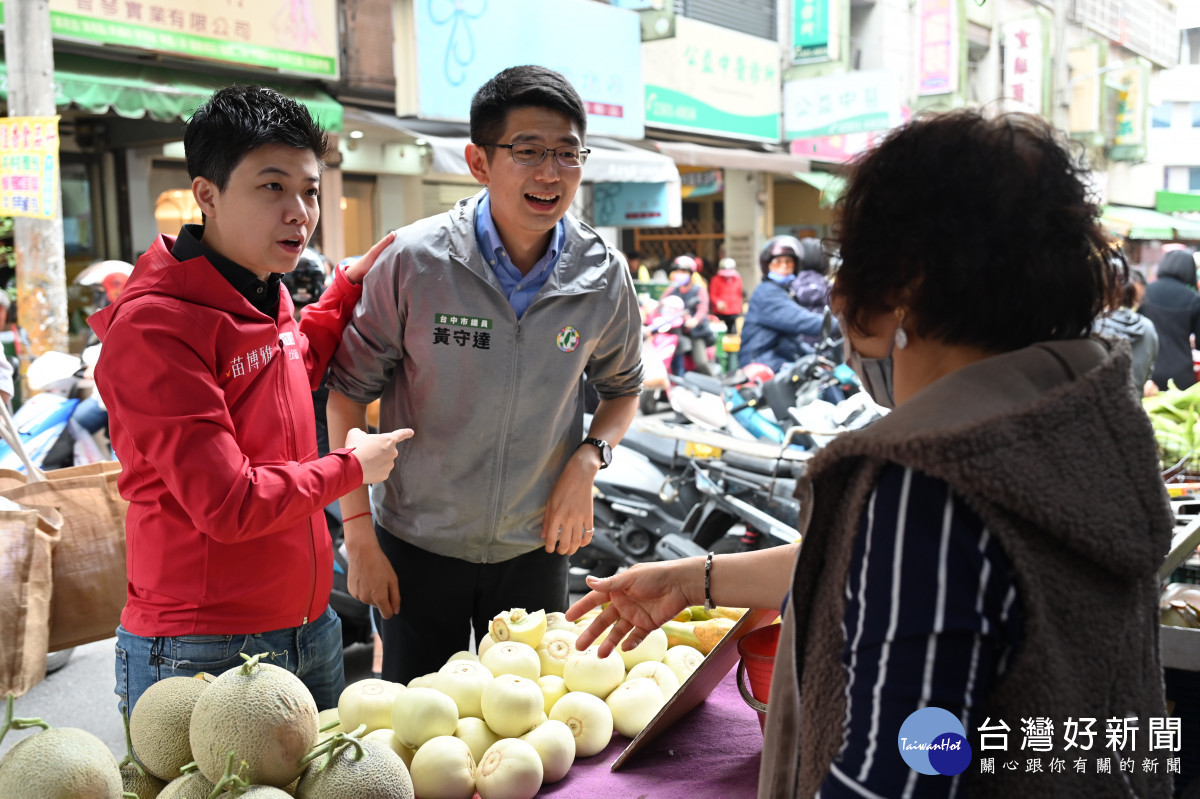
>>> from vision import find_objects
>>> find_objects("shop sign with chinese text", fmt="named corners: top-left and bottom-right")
top-left (643, 16), bottom-right (780, 142)
top-left (783, 69), bottom-right (898, 141)
top-left (405, 0), bottom-right (644, 140)
top-left (918, 0), bottom-right (958, 95)
top-left (0, 116), bottom-right (60, 220)
top-left (0, 0), bottom-right (339, 79)
top-left (792, 0), bottom-right (832, 63)
top-left (1001, 16), bottom-right (1046, 115)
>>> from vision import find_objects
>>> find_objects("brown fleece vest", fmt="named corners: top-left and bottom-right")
top-left (758, 339), bottom-right (1173, 798)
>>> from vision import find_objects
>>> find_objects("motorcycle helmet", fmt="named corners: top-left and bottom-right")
top-left (758, 235), bottom-right (804, 278)
top-left (282, 248), bottom-right (328, 308)
top-left (670, 254), bottom-right (699, 273)
top-left (74, 260), bottom-right (134, 308)
top-left (798, 237), bottom-right (828, 275)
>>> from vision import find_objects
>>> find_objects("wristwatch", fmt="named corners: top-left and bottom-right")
top-left (581, 437), bottom-right (612, 469)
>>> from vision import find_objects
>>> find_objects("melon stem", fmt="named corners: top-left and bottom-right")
top-left (117, 706), bottom-right (148, 776)
top-left (206, 750), bottom-right (250, 799)
top-left (237, 652), bottom-right (266, 675)
top-left (300, 723), bottom-right (367, 771)
top-left (0, 693), bottom-right (49, 749)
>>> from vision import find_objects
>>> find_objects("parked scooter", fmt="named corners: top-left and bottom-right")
top-left (652, 427), bottom-right (808, 562)
top-left (0, 349), bottom-right (108, 472)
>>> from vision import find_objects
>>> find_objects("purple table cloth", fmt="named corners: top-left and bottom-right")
top-left (537, 667), bottom-right (765, 798)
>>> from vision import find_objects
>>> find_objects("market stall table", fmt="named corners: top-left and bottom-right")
top-left (539, 666), bottom-right (763, 798)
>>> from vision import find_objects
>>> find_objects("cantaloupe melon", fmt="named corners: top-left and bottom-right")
top-left (122, 760), bottom-right (167, 799)
top-left (0, 727), bottom-right (123, 798)
top-left (295, 738), bottom-right (414, 799)
top-left (215, 786), bottom-right (293, 798)
top-left (189, 656), bottom-right (319, 787)
top-left (131, 675), bottom-right (211, 781)
top-left (157, 769), bottom-right (216, 799)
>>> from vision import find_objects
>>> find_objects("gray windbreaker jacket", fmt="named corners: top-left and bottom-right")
top-left (328, 192), bottom-right (644, 563)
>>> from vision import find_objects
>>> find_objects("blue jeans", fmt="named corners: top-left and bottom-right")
top-left (114, 605), bottom-right (344, 714)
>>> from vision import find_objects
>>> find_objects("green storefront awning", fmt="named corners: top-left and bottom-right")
top-left (0, 52), bottom-right (342, 132)
top-left (1157, 191), bottom-right (1200, 214)
top-left (1101, 205), bottom-right (1186, 240)
top-left (793, 171), bottom-right (846, 209)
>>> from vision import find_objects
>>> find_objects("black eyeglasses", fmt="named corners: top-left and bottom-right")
top-left (485, 143), bottom-right (591, 168)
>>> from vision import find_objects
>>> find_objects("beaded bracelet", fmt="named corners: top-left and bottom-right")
top-left (704, 551), bottom-right (715, 611)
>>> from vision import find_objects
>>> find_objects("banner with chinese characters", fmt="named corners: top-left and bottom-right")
top-left (679, 167), bottom-right (723, 200)
top-left (0, 0), bottom-right (339, 79)
top-left (643, 16), bottom-right (781, 142)
top-left (792, 0), bottom-right (831, 63)
top-left (405, 0), bottom-right (644, 139)
top-left (1109, 61), bottom-right (1149, 160)
top-left (783, 69), bottom-right (899, 141)
top-left (0, 116), bottom-right (60, 220)
top-left (1001, 16), bottom-right (1046, 115)
top-left (918, 0), bottom-right (958, 96)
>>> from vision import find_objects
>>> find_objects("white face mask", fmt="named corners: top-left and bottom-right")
top-left (840, 315), bottom-right (898, 410)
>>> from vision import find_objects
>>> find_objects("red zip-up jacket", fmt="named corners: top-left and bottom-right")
top-left (88, 234), bottom-right (364, 636)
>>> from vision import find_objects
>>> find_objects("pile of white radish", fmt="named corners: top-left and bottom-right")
top-left (325, 606), bottom-right (717, 799)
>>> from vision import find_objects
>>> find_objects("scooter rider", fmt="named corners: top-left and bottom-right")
top-left (659, 254), bottom-right (716, 376)
top-left (738, 236), bottom-right (829, 373)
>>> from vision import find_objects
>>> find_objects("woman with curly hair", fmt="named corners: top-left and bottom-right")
top-left (568, 110), bottom-right (1172, 799)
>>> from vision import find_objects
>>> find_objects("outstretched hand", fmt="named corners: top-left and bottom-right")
top-left (343, 230), bottom-right (397, 284)
top-left (565, 561), bottom-right (695, 658)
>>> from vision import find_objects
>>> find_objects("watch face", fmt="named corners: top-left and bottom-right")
top-left (586, 438), bottom-right (612, 468)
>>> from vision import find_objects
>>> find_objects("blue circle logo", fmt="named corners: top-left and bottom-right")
top-left (897, 707), bottom-right (973, 776)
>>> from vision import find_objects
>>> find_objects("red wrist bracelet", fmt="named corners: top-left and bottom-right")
top-left (343, 511), bottom-right (372, 524)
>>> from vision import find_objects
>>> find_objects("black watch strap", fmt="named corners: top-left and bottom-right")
top-left (582, 437), bottom-right (611, 468)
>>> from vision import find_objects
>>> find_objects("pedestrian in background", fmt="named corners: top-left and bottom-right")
top-left (708, 256), bottom-right (744, 331)
top-left (1093, 263), bottom-right (1159, 395)
top-left (1139, 248), bottom-right (1200, 390)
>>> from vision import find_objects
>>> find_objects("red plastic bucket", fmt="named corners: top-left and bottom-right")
top-left (736, 623), bottom-right (780, 733)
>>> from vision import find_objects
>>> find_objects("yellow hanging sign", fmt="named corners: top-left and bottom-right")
top-left (0, 116), bottom-right (60, 220)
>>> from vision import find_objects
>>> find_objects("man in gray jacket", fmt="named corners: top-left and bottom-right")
top-left (326, 65), bottom-right (644, 681)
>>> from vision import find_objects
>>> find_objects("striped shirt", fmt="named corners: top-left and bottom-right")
top-left (817, 464), bottom-right (1024, 798)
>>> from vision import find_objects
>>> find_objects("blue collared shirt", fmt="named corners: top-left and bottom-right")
top-left (474, 190), bottom-right (563, 320)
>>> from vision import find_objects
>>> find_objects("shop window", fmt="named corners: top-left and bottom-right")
top-left (1186, 28), bottom-right (1200, 64)
top-left (60, 161), bottom-right (94, 257)
top-left (1151, 104), bottom-right (1172, 129)
top-left (1190, 167), bottom-right (1200, 192)
top-left (154, 189), bottom-right (203, 235)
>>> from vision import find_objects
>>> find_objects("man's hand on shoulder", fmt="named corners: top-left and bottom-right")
top-left (344, 230), bottom-right (397, 284)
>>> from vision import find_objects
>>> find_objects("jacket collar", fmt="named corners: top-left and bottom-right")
top-left (445, 191), bottom-right (613, 296)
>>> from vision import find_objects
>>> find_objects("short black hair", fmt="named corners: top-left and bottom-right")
top-left (832, 110), bottom-right (1115, 352)
top-left (185, 85), bottom-right (329, 191)
top-left (469, 66), bottom-right (587, 153)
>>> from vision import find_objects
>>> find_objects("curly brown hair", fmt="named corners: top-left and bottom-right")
top-left (830, 110), bottom-right (1119, 351)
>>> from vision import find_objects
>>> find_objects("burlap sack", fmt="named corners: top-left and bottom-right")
top-left (0, 461), bottom-right (127, 651)
top-left (0, 501), bottom-right (62, 696)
